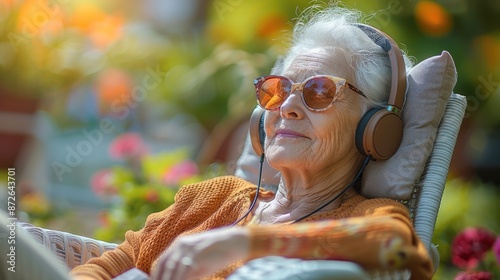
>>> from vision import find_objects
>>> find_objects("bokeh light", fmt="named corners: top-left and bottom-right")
top-left (415, 0), bottom-right (453, 37)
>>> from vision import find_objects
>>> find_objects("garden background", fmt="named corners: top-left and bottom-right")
top-left (0, 0), bottom-right (499, 278)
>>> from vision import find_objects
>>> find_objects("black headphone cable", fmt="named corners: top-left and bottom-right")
top-left (231, 155), bottom-right (371, 226)
top-left (292, 155), bottom-right (372, 223)
top-left (230, 153), bottom-right (265, 226)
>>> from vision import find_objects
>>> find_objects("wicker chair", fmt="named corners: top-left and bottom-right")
top-left (0, 93), bottom-right (466, 280)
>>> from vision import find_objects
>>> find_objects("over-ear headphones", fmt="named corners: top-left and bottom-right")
top-left (353, 24), bottom-right (407, 160)
top-left (249, 24), bottom-right (407, 160)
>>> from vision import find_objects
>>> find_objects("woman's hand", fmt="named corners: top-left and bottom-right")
top-left (151, 227), bottom-right (250, 280)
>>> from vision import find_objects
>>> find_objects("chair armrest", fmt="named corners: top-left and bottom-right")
top-left (16, 222), bottom-right (118, 269)
top-left (229, 256), bottom-right (371, 280)
top-left (1, 211), bottom-right (70, 280)
top-left (229, 257), bottom-right (414, 280)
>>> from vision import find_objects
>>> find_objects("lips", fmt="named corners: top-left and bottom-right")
top-left (274, 129), bottom-right (309, 139)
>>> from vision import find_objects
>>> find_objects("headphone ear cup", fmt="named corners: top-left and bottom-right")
top-left (249, 107), bottom-right (266, 155)
top-left (355, 108), bottom-right (378, 156)
top-left (356, 108), bottom-right (403, 160)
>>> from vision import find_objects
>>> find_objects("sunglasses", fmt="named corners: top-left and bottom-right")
top-left (254, 75), bottom-right (366, 111)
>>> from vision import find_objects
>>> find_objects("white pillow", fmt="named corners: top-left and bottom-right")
top-left (361, 51), bottom-right (457, 199)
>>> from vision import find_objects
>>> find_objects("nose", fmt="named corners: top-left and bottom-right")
top-left (279, 89), bottom-right (304, 119)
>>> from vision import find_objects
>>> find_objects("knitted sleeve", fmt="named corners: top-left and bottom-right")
top-left (69, 176), bottom-right (258, 280)
top-left (246, 199), bottom-right (434, 280)
top-left (68, 175), bottom-right (216, 280)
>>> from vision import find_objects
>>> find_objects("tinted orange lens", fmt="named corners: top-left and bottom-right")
top-left (257, 76), bottom-right (339, 110)
top-left (258, 78), bottom-right (290, 110)
top-left (303, 77), bottom-right (337, 109)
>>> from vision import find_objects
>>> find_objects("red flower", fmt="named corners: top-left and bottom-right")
top-left (454, 271), bottom-right (492, 280)
top-left (109, 132), bottom-right (148, 160)
top-left (494, 237), bottom-right (500, 265)
top-left (451, 227), bottom-right (496, 269)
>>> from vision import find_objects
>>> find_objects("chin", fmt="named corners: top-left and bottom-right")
top-left (266, 150), bottom-right (302, 169)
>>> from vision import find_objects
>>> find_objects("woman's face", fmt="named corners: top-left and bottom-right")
top-left (264, 47), bottom-right (366, 173)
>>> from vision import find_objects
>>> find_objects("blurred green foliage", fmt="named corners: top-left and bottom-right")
top-left (433, 179), bottom-right (500, 278)
top-left (1, 0), bottom-right (499, 131)
top-left (93, 147), bottom-right (210, 243)
top-left (0, 169), bottom-right (65, 227)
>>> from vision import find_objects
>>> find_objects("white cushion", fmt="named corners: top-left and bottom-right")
top-left (361, 51), bottom-right (457, 199)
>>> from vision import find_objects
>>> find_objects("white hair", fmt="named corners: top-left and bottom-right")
top-left (272, 5), bottom-right (413, 109)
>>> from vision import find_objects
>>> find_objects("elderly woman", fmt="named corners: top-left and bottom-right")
top-left (72, 6), bottom-right (433, 280)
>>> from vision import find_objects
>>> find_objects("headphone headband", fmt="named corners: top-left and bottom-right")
top-left (353, 24), bottom-right (407, 111)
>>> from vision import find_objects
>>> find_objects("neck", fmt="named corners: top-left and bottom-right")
top-left (260, 152), bottom-right (366, 223)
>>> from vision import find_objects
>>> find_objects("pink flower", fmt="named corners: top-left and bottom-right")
top-left (109, 132), bottom-right (148, 160)
top-left (494, 237), bottom-right (500, 265)
top-left (162, 160), bottom-right (198, 185)
top-left (91, 169), bottom-right (118, 197)
top-left (451, 227), bottom-right (496, 269)
top-left (454, 271), bottom-right (492, 280)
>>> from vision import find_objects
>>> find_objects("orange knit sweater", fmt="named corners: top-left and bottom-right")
top-left (71, 176), bottom-right (433, 280)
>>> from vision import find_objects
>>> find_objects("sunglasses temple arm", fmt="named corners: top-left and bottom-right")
top-left (347, 83), bottom-right (366, 98)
